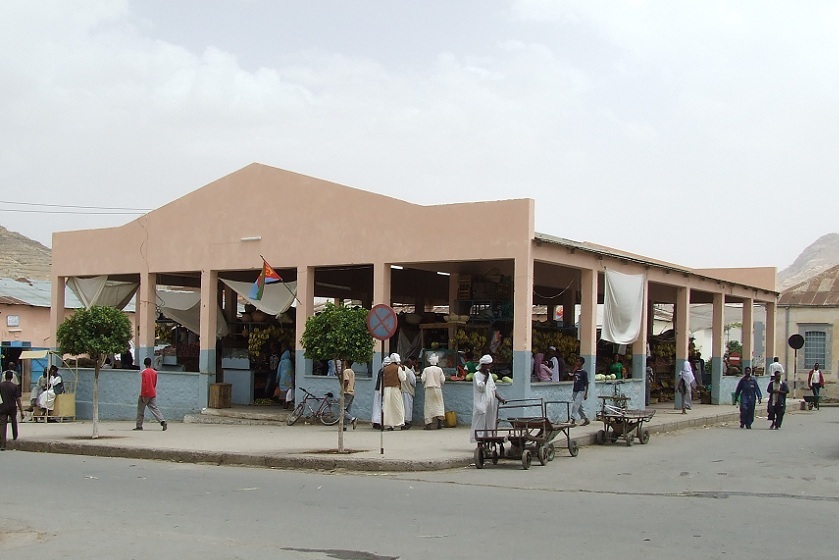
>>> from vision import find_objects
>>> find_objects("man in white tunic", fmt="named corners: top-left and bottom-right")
top-left (382, 354), bottom-right (406, 430)
top-left (471, 354), bottom-right (506, 443)
top-left (400, 355), bottom-right (417, 429)
top-left (421, 353), bottom-right (446, 429)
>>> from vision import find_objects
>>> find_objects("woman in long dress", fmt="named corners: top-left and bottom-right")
top-left (470, 355), bottom-right (506, 443)
top-left (277, 349), bottom-right (294, 409)
top-left (421, 353), bottom-right (446, 429)
top-left (400, 356), bottom-right (417, 429)
top-left (678, 360), bottom-right (696, 414)
top-left (733, 366), bottom-right (762, 429)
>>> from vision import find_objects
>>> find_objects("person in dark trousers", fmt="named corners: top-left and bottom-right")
top-left (766, 370), bottom-right (789, 429)
top-left (135, 357), bottom-right (167, 431)
top-left (734, 366), bottom-right (762, 429)
top-left (0, 370), bottom-right (25, 450)
top-left (570, 357), bottom-right (590, 426)
top-left (807, 363), bottom-right (825, 410)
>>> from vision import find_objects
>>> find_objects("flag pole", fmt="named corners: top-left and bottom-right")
top-left (259, 254), bottom-right (303, 307)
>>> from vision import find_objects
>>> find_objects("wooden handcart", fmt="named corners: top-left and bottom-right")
top-left (595, 394), bottom-right (655, 447)
top-left (473, 398), bottom-right (578, 469)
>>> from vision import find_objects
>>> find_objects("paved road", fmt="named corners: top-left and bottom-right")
top-left (1, 408), bottom-right (835, 559)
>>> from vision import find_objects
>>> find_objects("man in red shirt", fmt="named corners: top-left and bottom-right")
top-left (134, 357), bottom-right (167, 431)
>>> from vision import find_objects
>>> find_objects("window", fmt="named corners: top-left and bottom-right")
top-left (804, 331), bottom-right (826, 369)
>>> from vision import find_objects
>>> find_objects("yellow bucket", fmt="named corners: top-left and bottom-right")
top-left (444, 410), bottom-right (458, 428)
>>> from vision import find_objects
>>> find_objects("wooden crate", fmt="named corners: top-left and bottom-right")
top-left (209, 383), bottom-right (232, 408)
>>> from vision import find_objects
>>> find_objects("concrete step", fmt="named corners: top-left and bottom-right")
top-left (183, 406), bottom-right (291, 426)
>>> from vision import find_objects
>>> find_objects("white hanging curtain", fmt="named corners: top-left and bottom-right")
top-left (220, 279), bottom-right (297, 317)
top-left (156, 289), bottom-right (229, 339)
top-left (601, 270), bottom-right (645, 345)
top-left (67, 276), bottom-right (139, 310)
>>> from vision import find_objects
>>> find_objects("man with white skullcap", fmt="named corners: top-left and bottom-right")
top-left (421, 353), bottom-right (446, 429)
top-left (470, 354), bottom-right (506, 443)
top-left (382, 354), bottom-right (406, 430)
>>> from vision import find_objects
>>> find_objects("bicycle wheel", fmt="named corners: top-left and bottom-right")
top-left (287, 402), bottom-right (305, 426)
top-left (319, 400), bottom-right (340, 426)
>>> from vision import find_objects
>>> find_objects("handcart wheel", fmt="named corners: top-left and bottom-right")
top-left (521, 449), bottom-right (532, 470)
top-left (568, 440), bottom-right (579, 457)
top-left (537, 446), bottom-right (548, 466)
top-left (595, 430), bottom-right (606, 445)
top-left (499, 444), bottom-right (505, 458)
top-left (639, 429), bottom-right (650, 444)
top-left (625, 435), bottom-right (633, 447)
top-left (491, 448), bottom-right (499, 465)
top-left (474, 446), bottom-right (485, 469)
top-left (610, 433), bottom-right (619, 443)
top-left (546, 443), bottom-right (556, 461)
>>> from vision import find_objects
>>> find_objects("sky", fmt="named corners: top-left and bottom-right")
top-left (1, 0), bottom-right (837, 271)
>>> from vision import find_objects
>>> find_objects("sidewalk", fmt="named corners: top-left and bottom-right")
top-left (6, 403), bottom-right (742, 472)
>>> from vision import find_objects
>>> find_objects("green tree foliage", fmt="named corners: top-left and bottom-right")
top-left (56, 306), bottom-right (133, 439)
top-left (300, 302), bottom-right (374, 364)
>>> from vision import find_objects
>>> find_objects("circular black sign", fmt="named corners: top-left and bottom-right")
top-left (788, 334), bottom-right (804, 350)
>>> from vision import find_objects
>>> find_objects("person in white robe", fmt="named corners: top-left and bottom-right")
top-left (400, 355), bottom-right (417, 428)
top-left (470, 354), bottom-right (506, 443)
top-left (371, 356), bottom-right (390, 429)
top-left (382, 353), bottom-right (406, 430)
top-left (678, 360), bottom-right (696, 414)
top-left (421, 353), bottom-right (446, 429)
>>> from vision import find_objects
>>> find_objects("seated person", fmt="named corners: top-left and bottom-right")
top-left (534, 352), bottom-right (552, 382)
top-left (610, 354), bottom-right (624, 379)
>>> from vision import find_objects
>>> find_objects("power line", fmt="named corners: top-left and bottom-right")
top-left (0, 208), bottom-right (145, 215)
top-left (0, 200), bottom-right (153, 211)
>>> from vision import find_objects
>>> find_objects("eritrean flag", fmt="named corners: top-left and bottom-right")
top-left (249, 258), bottom-right (282, 300)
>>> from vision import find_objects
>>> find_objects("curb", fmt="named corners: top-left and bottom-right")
top-left (9, 412), bottom-right (740, 472)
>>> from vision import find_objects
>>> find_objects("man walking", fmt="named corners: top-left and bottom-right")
top-left (135, 357), bottom-right (167, 431)
top-left (570, 357), bottom-right (590, 426)
top-left (341, 360), bottom-right (357, 431)
top-left (766, 357), bottom-right (784, 380)
top-left (0, 370), bottom-right (25, 450)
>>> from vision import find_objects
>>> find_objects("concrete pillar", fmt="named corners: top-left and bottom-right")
top-left (765, 300), bottom-right (777, 374)
top-left (631, 277), bottom-right (649, 396)
top-left (223, 285), bottom-right (237, 325)
top-left (50, 275), bottom-right (66, 357)
top-left (295, 266), bottom-right (315, 378)
top-left (562, 288), bottom-right (576, 329)
top-left (579, 268), bottom-right (598, 418)
top-left (198, 269), bottom-right (218, 407)
top-left (137, 271), bottom-right (157, 366)
top-left (674, 286), bottom-right (690, 409)
top-left (742, 298), bottom-right (754, 372)
top-left (711, 293), bottom-right (725, 404)
top-left (512, 256), bottom-right (534, 399)
top-left (371, 263), bottom-right (392, 372)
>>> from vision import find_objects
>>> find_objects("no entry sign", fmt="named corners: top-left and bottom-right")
top-left (367, 304), bottom-right (398, 341)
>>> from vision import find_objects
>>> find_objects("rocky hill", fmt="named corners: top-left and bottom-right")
top-left (0, 225), bottom-right (52, 280)
top-left (777, 233), bottom-right (839, 291)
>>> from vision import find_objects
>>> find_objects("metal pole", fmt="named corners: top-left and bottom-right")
top-left (792, 348), bottom-right (797, 399)
top-left (380, 340), bottom-right (385, 454)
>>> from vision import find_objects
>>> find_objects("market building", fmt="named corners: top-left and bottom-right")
top-left (49, 163), bottom-right (778, 422)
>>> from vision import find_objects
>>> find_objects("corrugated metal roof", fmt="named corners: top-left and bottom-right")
top-left (779, 264), bottom-right (839, 306)
top-left (0, 277), bottom-right (83, 309)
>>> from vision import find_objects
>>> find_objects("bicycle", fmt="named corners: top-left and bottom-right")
top-left (286, 387), bottom-right (341, 426)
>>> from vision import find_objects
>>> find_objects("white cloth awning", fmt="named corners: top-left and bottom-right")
top-left (601, 270), bottom-right (645, 345)
top-left (220, 279), bottom-right (297, 317)
top-left (67, 276), bottom-right (139, 310)
top-left (156, 289), bottom-right (229, 339)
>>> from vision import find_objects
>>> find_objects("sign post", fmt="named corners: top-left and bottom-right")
top-left (367, 304), bottom-right (398, 454)
top-left (788, 334), bottom-right (804, 399)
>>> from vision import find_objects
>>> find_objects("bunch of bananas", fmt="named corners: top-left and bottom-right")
top-left (247, 325), bottom-right (277, 358)
top-left (454, 328), bottom-right (488, 354)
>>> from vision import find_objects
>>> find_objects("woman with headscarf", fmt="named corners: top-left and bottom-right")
top-left (382, 353), bottom-right (406, 430)
top-left (678, 360), bottom-right (696, 414)
top-left (470, 355), bottom-right (506, 443)
top-left (421, 353), bottom-right (446, 429)
top-left (371, 356), bottom-right (390, 429)
top-left (733, 366), bottom-right (762, 429)
top-left (533, 352), bottom-right (552, 382)
top-left (400, 355), bottom-right (417, 429)
top-left (277, 347), bottom-right (294, 409)
top-left (766, 370), bottom-right (789, 429)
